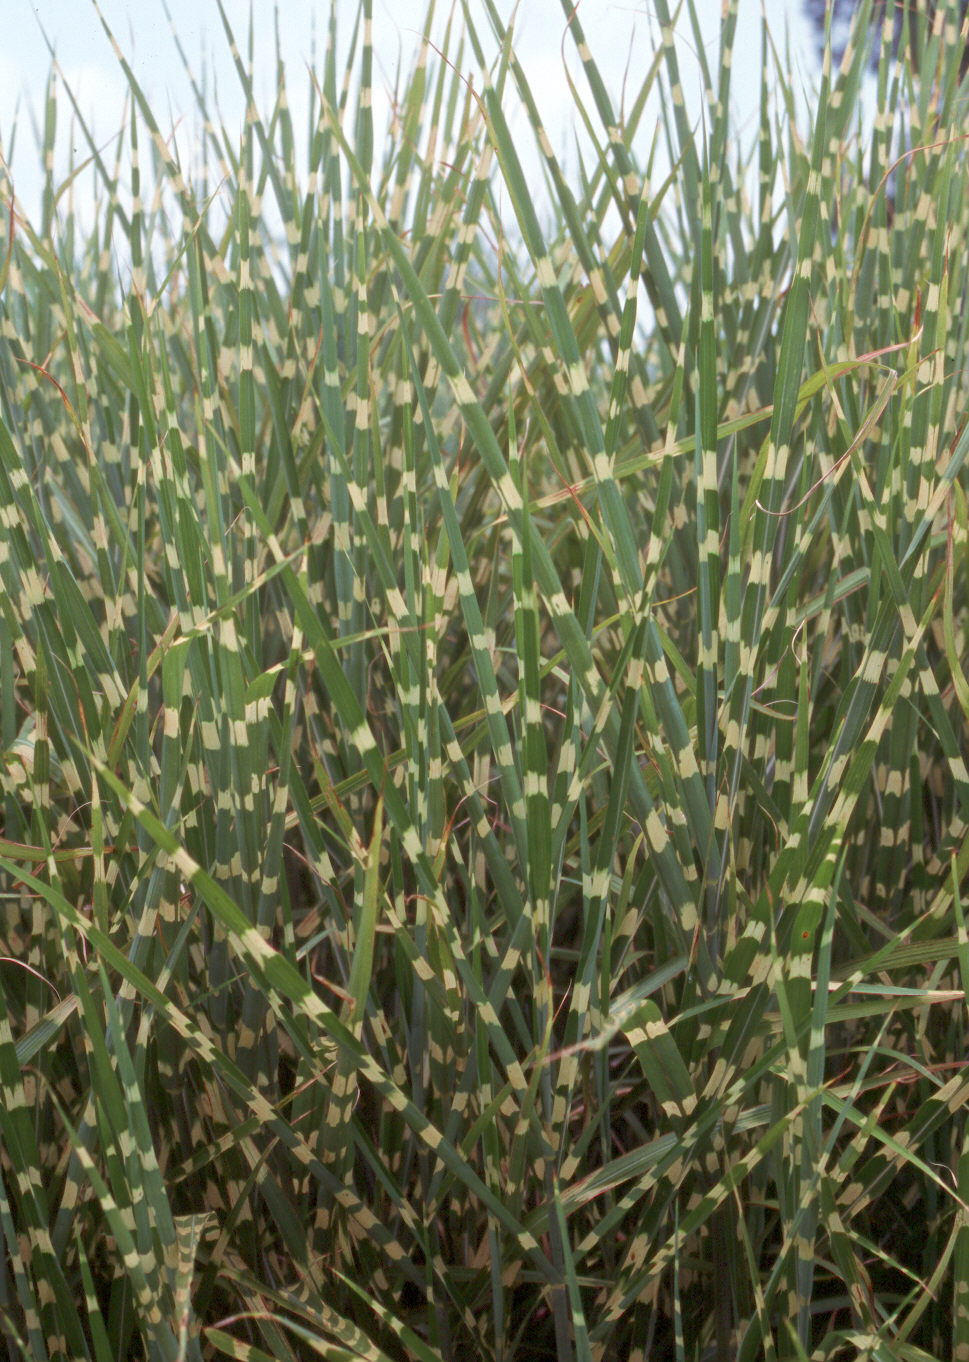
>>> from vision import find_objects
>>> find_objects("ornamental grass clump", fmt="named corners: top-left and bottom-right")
top-left (1, 0), bottom-right (969, 1358)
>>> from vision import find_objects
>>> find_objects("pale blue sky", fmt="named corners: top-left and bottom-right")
top-left (2, 1), bottom-right (819, 225)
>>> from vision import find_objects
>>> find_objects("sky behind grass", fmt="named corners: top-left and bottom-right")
top-left (3, 1), bottom-right (819, 226)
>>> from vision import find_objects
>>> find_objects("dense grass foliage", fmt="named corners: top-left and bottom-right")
top-left (1, 0), bottom-right (969, 1357)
